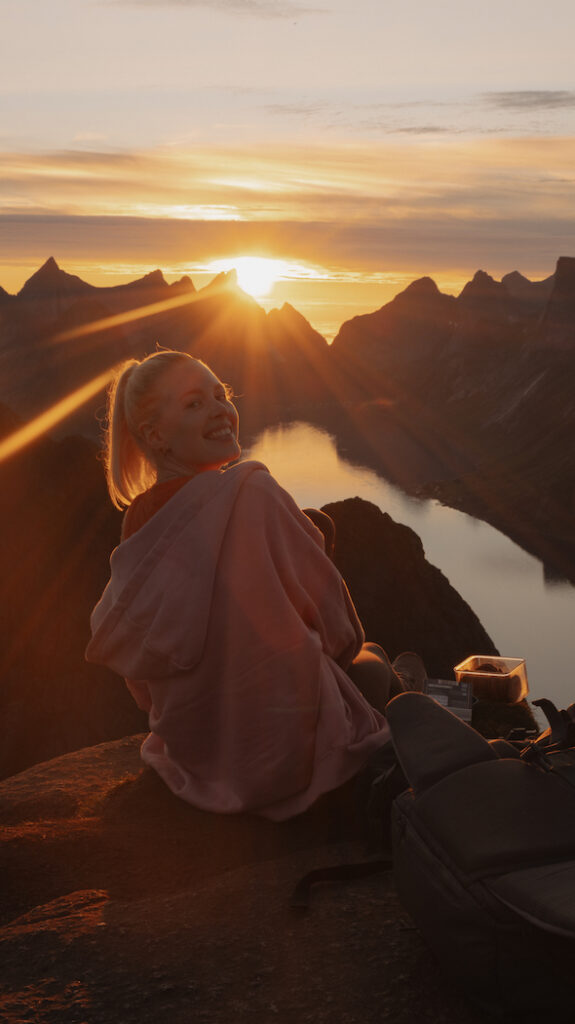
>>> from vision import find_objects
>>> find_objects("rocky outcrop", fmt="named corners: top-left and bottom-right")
top-left (325, 497), bottom-right (497, 679)
top-left (0, 736), bottom-right (485, 1024)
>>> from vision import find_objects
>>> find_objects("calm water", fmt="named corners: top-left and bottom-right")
top-left (246, 422), bottom-right (575, 713)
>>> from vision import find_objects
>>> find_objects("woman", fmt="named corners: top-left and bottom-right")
top-left (86, 350), bottom-right (424, 821)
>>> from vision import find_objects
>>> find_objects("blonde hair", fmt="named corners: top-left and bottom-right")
top-left (105, 350), bottom-right (197, 508)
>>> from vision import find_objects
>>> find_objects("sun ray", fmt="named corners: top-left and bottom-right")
top-left (0, 368), bottom-right (118, 463)
top-left (50, 286), bottom-right (209, 346)
top-left (0, 278), bottom-right (246, 462)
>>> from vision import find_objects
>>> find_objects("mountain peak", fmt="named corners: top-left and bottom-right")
top-left (18, 258), bottom-right (92, 299)
top-left (458, 269), bottom-right (505, 305)
top-left (391, 276), bottom-right (453, 317)
top-left (470, 269), bottom-right (500, 291)
top-left (554, 256), bottom-right (575, 294)
top-left (170, 275), bottom-right (196, 294)
top-left (502, 270), bottom-right (528, 286)
top-left (131, 269), bottom-right (167, 288)
top-left (203, 269), bottom-right (239, 293)
top-left (502, 269), bottom-right (555, 304)
top-left (402, 276), bottom-right (440, 298)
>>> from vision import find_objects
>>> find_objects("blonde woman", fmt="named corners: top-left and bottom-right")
top-left (86, 350), bottom-right (424, 820)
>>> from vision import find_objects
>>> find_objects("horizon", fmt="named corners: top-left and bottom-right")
top-left (1, 253), bottom-right (561, 341)
top-left (2, 0), bottom-right (575, 340)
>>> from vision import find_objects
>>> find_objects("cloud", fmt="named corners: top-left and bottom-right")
top-left (111, 0), bottom-right (323, 18)
top-left (0, 211), bottom-right (570, 286)
top-left (392, 125), bottom-right (459, 135)
top-left (264, 101), bottom-right (332, 119)
top-left (1, 137), bottom-right (573, 288)
top-left (483, 90), bottom-right (575, 110)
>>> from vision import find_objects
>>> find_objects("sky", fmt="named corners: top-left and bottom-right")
top-left (1, 0), bottom-right (575, 336)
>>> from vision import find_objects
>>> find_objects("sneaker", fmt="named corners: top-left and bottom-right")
top-left (392, 652), bottom-right (427, 693)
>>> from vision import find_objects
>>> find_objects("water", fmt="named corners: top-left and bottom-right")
top-left (246, 422), bottom-right (575, 712)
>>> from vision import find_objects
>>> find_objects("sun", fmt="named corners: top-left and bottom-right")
top-left (204, 255), bottom-right (326, 302)
top-left (207, 256), bottom-right (284, 299)
top-left (234, 257), bottom-right (279, 298)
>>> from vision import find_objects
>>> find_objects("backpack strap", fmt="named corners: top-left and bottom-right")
top-left (290, 857), bottom-right (392, 910)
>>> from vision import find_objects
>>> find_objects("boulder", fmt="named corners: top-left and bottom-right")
top-left (325, 496), bottom-right (497, 680)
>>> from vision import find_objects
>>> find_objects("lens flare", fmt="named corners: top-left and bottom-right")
top-left (0, 368), bottom-right (118, 463)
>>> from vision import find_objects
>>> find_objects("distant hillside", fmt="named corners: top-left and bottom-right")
top-left (329, 258), bottom-right (575, 580)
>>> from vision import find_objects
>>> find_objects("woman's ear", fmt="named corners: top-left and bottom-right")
top-left (139, 420), bottom-right (165, 452)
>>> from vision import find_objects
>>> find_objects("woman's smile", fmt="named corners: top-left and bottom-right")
top-left (204, 424), bottom-right (234, 440)
top-left (149, 360), bottom-right (241, 478)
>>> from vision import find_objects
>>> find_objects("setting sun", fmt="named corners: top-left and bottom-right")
top-left (206, 257), bottom-right (282, 298)
top-left (236, 258), bottom-right (280, 297)
top-left (205, 256), bottom-right (328, 302)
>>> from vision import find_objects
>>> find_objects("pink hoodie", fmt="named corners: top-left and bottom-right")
top-left (86, 461), bottom-right (389, 820)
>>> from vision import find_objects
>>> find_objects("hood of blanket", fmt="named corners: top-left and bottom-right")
top-left (85, 460), bottom-right (268, 679)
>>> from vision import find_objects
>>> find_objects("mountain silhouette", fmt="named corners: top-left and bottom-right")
top-left (537, 256), bottom-right (575, 347)
top-left (1, 255), bottom-right (575, 579)
top-left (0, 259), bottom-right (332, 437)
top-left (17, 256), bottom-right (91, 297)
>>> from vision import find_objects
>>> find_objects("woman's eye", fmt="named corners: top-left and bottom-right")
top-left (187, 399), bottom-right (202, 409)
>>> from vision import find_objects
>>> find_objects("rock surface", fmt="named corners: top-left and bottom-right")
top-left (0, 737), bottom-right (492, 1024)
top-left (324, 497), bottom-right (497, 680)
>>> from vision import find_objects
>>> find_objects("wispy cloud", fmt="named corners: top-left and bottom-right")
top-left (111, 0), bottom-right (324, 18)
top-left (0, 211), bottom-right (569, 287)
top-left (2, 137), bottom-right (575, 218)
top-left (264, 101), bottom-right (332, 119)
top-left (483, 90), bottom-right (575, 110)
top-left (0, 137), bottom-right (573, 289)
top-left (392, 125), bottom-right (459, 135)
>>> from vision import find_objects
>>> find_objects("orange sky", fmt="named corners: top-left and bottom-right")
top-left (2, 1), bottom-right (575, 337)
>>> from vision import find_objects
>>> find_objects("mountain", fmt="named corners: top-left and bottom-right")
top-left (327, 258), bottom-right (575, 578)
top-left (2, 255), bottom-right (575, 577)
top-left (16, 256), bottom-right (95, 321)
top-left (169, 274), bottom-right (196, 294)
top-left (457, 269), bottom-right (509, 315)
top-left (502, 269), bottom-right (554, 309)
top-left (0, 259), bottom-right (332, 437)
top-left (17, 256), bottom-right (93, 299)
top-left (537, 256), bottom-right (575, 347)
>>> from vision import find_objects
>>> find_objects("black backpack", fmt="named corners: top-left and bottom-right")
top-left (387, 692), bottom-right (575, 1020)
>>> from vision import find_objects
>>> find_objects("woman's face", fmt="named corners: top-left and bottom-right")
top-left (145, 359), bottom-right (240, 477)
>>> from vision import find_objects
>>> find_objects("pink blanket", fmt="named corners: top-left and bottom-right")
top-left (86, 461), bottom-right (389, 819)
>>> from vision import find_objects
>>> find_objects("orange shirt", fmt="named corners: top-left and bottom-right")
top-left (122, 476), bottom-right (191, 540)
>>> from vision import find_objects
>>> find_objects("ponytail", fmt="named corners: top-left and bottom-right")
top-left (104, 350), bottom-right (192, 508)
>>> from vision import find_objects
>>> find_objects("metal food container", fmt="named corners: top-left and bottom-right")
top-left (453, 655), bottom-right (528, 704)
